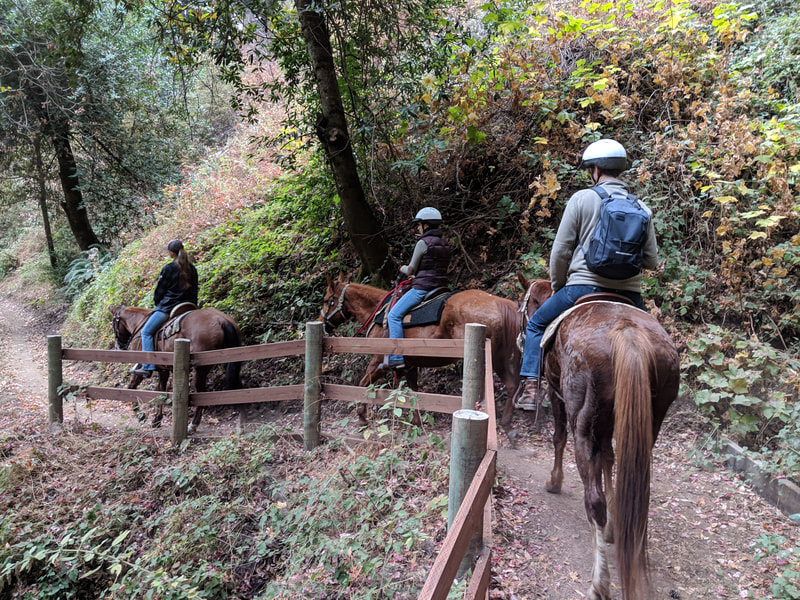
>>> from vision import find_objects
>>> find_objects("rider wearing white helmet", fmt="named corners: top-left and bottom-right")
top-left (514, 139), bottom-right (659, 410)
top-left (382, 207), bottom-right (452, 370)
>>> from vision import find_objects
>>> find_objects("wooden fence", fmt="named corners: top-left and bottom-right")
top-left (47, 322), bottom-right (498, 599)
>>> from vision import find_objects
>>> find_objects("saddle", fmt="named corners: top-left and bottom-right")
top-left (159, 303), bottom-right (198, 342)
top-left (538, 294), bottom-right (640, 380)
top-left (373, 288), bottom-right (454, 330)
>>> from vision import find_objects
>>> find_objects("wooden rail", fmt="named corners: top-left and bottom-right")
top-left (49, 323), bottom-right (497, 599)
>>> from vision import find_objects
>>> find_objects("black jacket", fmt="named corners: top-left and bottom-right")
top-left (153, 261), bottom-right (198, 312)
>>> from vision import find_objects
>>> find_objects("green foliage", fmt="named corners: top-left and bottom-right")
top-left (684, 324), bottom-right (800, 479)
top-left (196, 164), bottom-right (340, 341)
top-left (754, 533), bottom-right (800, 599)
top-left (60, 245), bottom-right (114, 300)
top-left (0, 424), bottom-right (449, 599)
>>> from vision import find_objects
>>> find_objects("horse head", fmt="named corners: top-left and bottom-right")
top-left (110, 305), bottom-right (133, 350)
top-left (516, 272), bottom-right (553, 319)
top-left (320, 273), bottom-right (351, 333)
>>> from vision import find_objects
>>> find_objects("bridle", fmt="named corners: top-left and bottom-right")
top-left (320, 283), bottom-right (350, 334)
top-left (111, 307), bottom-right (146, 350)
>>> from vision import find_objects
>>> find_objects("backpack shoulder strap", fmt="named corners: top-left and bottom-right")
top-left (591, 185), bottom-right (609, 200)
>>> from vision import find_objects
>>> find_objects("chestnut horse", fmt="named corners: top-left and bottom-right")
top-left (320, 274), bottom-right (522, 426)
top-left (111, 306), bottom-right (243, 433)
top-left (519, 276), bottom-right (679, 600)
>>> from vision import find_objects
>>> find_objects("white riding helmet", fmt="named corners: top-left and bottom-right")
top-left (580, 139), bottom-right (629, 172)
top-left (413, 207), bottom-right (442, 225)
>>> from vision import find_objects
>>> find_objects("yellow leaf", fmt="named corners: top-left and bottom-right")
top-left (789, 164), bottom-right (800, 173)
top-left (716, 225), bottom-right (729, 236)
top-left (748, 231), bottom-right (767, 240)
top-left (701, 210), bottom-right (714, 218)
top-left (773, 267), bottom-right (788, 277)
top-left (714, 196), bottom-right (737, 204)
top-left (421, 93), bottom-right (432, 104)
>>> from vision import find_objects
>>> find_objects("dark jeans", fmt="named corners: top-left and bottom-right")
top-left (519, 285), bottom-right (644, 379)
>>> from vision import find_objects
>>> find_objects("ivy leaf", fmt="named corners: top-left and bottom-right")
top-left (466, 125), bottom-right (486, 144)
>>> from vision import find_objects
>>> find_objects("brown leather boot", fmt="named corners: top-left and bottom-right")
top-left (514, 378), bottom-right (539, 410)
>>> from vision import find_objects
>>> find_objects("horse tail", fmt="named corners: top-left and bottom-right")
top-left (221, 318), bottom-right (243, 390)
top-left (611, 323), bottom-right (655, 600)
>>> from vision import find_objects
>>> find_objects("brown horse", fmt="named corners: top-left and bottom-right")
top-left (110, 306), bottom-right (243, 433)
top-left (320, 274), bottom-right (523, 426)
top-left (518, 276), bottom-right (680, 600)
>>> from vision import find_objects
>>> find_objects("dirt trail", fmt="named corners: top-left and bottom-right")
top-left (0, 296), bottom-right (796, 599)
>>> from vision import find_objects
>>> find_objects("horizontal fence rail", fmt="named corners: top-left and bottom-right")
top-left (49, 322), bottom-right (497, 599)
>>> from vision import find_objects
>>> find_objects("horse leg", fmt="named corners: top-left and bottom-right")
top-left (356, 355), bottom-right (387, 427)
top-left (127, 373), bottom-right (147, 423)
top-left (150, 370), bottom-right (169, 428)
top-left (575, 429), bottom-right (612, 600)
top-left (587, 521), bottom-right (613, 600)
top-left (403, 367), bottom-right (424, 427)
top-left (188, 366), bottom-right (210, 434)
top-left (545, 389), bottom-right (567, 494)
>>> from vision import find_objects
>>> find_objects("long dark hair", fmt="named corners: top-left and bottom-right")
top-left (175, 248), bottom-right (194, 290)
top-left (168, 240), bottom-right (195, 290)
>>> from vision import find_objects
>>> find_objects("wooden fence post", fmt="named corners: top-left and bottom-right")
top-left (304, 321), bottom-right (324, 451)
top-left (449, 409), bottom-right (489, 579)
top-left (172, 338), bottom-right (190, 446)
top-left (462, 323), bottom-right (486, 410)
top-left (47, 335), bottom-right (63, 425)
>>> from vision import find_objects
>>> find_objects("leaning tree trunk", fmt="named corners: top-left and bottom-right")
top-left (296, 0), bottom-right (393, 285)
top-left (33, 136), bottom-right (57, 268)
top-left (51, 126), bottom-right (100, 251)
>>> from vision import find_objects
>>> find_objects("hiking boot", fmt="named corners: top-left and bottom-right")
top-left (379, 356), bottom-right (405, 370)
top-left (514, 378), bottom-right (539, 410)
top-left (132, 368), bottom-right (153, 379)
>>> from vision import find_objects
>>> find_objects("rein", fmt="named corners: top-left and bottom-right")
top-left (516, 282), bottom-right (535, 351)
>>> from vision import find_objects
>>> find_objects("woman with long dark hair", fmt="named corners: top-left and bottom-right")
top-left (132, 239), bottom-right (198, 377)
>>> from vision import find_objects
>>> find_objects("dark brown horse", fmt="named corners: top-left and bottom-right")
top-left (320, 274), bottom-right (523, 426)
top-left (519, 276), bottom-right (680, 600)
top-left (110, 306), bottom-right (243, 433)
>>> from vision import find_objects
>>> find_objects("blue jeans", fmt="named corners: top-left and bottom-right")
top-left (519, 285), bottom-right (644, 379)
top-left (140, 310), bottom-right (169, 371)
top-left (387, 288), bottom-right (428, 362)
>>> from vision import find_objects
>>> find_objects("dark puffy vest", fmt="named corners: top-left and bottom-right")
top-left (412, 229), bottom-right (452, 290)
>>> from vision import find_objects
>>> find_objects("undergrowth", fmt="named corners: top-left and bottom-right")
top-left (0, 421), bottom-right (451, 599)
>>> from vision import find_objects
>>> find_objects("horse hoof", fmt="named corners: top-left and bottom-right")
top-left (187, 424), bottom-right (197, 435)
top-left (586, 584), bottom-right (611, 600)
top-left (545, 480), bottom-right (561, 494)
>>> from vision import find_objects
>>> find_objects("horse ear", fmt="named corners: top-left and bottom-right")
top-left (516, 270), bottom-right (529, 289)
top-left (337, 271), bottom-right (346, 283)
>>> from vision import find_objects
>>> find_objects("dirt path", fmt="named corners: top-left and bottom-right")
top-left (0, 297), bottom-right (796, 599)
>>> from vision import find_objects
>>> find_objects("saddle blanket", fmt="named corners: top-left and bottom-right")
top-left (540, 300), bottom-right (646, 348)
top-left (374, 291), bottom-right (455, 329)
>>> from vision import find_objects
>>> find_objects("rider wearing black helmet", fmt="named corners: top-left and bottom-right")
top-left (514, 139), bottom-right (659, 410)
top-left (382, 207), bottom-right (452, 370)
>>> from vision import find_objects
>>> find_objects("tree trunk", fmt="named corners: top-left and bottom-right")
top-left (51, 127), bottom-right (100, 251)
top-left (295, 0), bottom-right (393, 285)
top-left (33, 136), bottom-right (57, 268)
